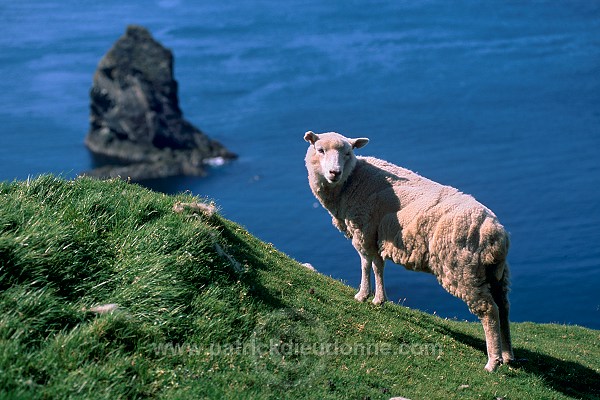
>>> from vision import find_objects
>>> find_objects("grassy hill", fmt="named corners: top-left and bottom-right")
top-left (0, 176), bottom-right (598, 399)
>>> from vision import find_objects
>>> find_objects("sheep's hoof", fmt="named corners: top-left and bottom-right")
top-left (484, 359), bottom-right (502, 372)
top-left (372, 297), bottom-right (387, 306)
top-left (354, 292), bottom-right (369, 302)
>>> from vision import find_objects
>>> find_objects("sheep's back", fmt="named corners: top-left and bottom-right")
top-left (342, 157), bottom-right (508, 275)
top-left (391, 187), bottom-right (508, 276)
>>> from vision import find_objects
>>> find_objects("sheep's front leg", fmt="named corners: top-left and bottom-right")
top-left (354, 253), bottom-right (372, 302)
top-left (372, 255), bottom-right (388, 305)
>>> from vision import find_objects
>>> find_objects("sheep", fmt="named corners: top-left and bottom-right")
top-left (303, 130), bottom-right (515, 372)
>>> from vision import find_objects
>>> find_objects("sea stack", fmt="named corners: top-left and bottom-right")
top-left (84, 25), bottom-right (236, 180)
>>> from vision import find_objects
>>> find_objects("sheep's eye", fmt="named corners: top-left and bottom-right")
top-left (345, 151), bottom-right (351, 157)
top-left (317, 148), bottom-right (325, 154)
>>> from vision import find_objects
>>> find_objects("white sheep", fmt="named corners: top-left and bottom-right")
top-left (304, 131), bottom-right (515, 372)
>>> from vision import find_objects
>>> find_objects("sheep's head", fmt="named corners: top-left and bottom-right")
top-left (304, 131), bottom-right (369, 186)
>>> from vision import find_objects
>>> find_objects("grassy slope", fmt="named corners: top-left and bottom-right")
top-left (0, 176), bottom-right (598, 400)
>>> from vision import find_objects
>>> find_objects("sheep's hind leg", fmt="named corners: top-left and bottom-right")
top-left (354, 253), bottom-right (372, 302)
top-left (498, 296), bottom-right (514, 365)
top-left (372, 255), bottom-right (388, 305)
top-left (490, 267), bottom-right (515, 364)
top-left (471, 298), bottom-right (503, 372)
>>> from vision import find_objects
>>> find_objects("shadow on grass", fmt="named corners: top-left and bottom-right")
top-left (215, 218), bottom-right (286, 311)
top-left (439, 325), bottom-right (600, 399)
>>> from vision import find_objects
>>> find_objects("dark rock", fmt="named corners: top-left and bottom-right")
top-left (84, 25), bottom-right (236, 180)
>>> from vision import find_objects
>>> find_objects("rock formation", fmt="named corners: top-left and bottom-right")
top-left (84, 25), bottom-right (236, 180)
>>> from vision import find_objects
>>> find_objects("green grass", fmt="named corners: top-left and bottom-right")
top-left (0, 175), bottom-right (598, 399)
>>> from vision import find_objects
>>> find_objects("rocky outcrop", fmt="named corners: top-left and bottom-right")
top-left (84, 25), bottom-right (236, 180)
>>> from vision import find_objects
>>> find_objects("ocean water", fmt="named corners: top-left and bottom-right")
top-left (1, 1), bottom-right (599, 328)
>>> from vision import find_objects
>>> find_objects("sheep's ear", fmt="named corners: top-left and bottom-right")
top-left (304, 131), bottom-right (319, 144)
top-left (350, 137), bottom-right (369, 149)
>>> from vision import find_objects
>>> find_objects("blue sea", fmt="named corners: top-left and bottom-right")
top-left (1, 1), bottom-right (599, 329)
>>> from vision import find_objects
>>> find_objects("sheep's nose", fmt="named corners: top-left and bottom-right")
top-left (329, 169), bottom-right (341, 177)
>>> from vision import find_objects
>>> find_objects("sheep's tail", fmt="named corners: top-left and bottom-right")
top-left (480, 217), bottom-right (510, 281)
top-left (482, 218), bottom-right (511, 310)
top-left (488, 259), bottom-right (511, 329)
top-left (487, 259), bottom-right (510, 290)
